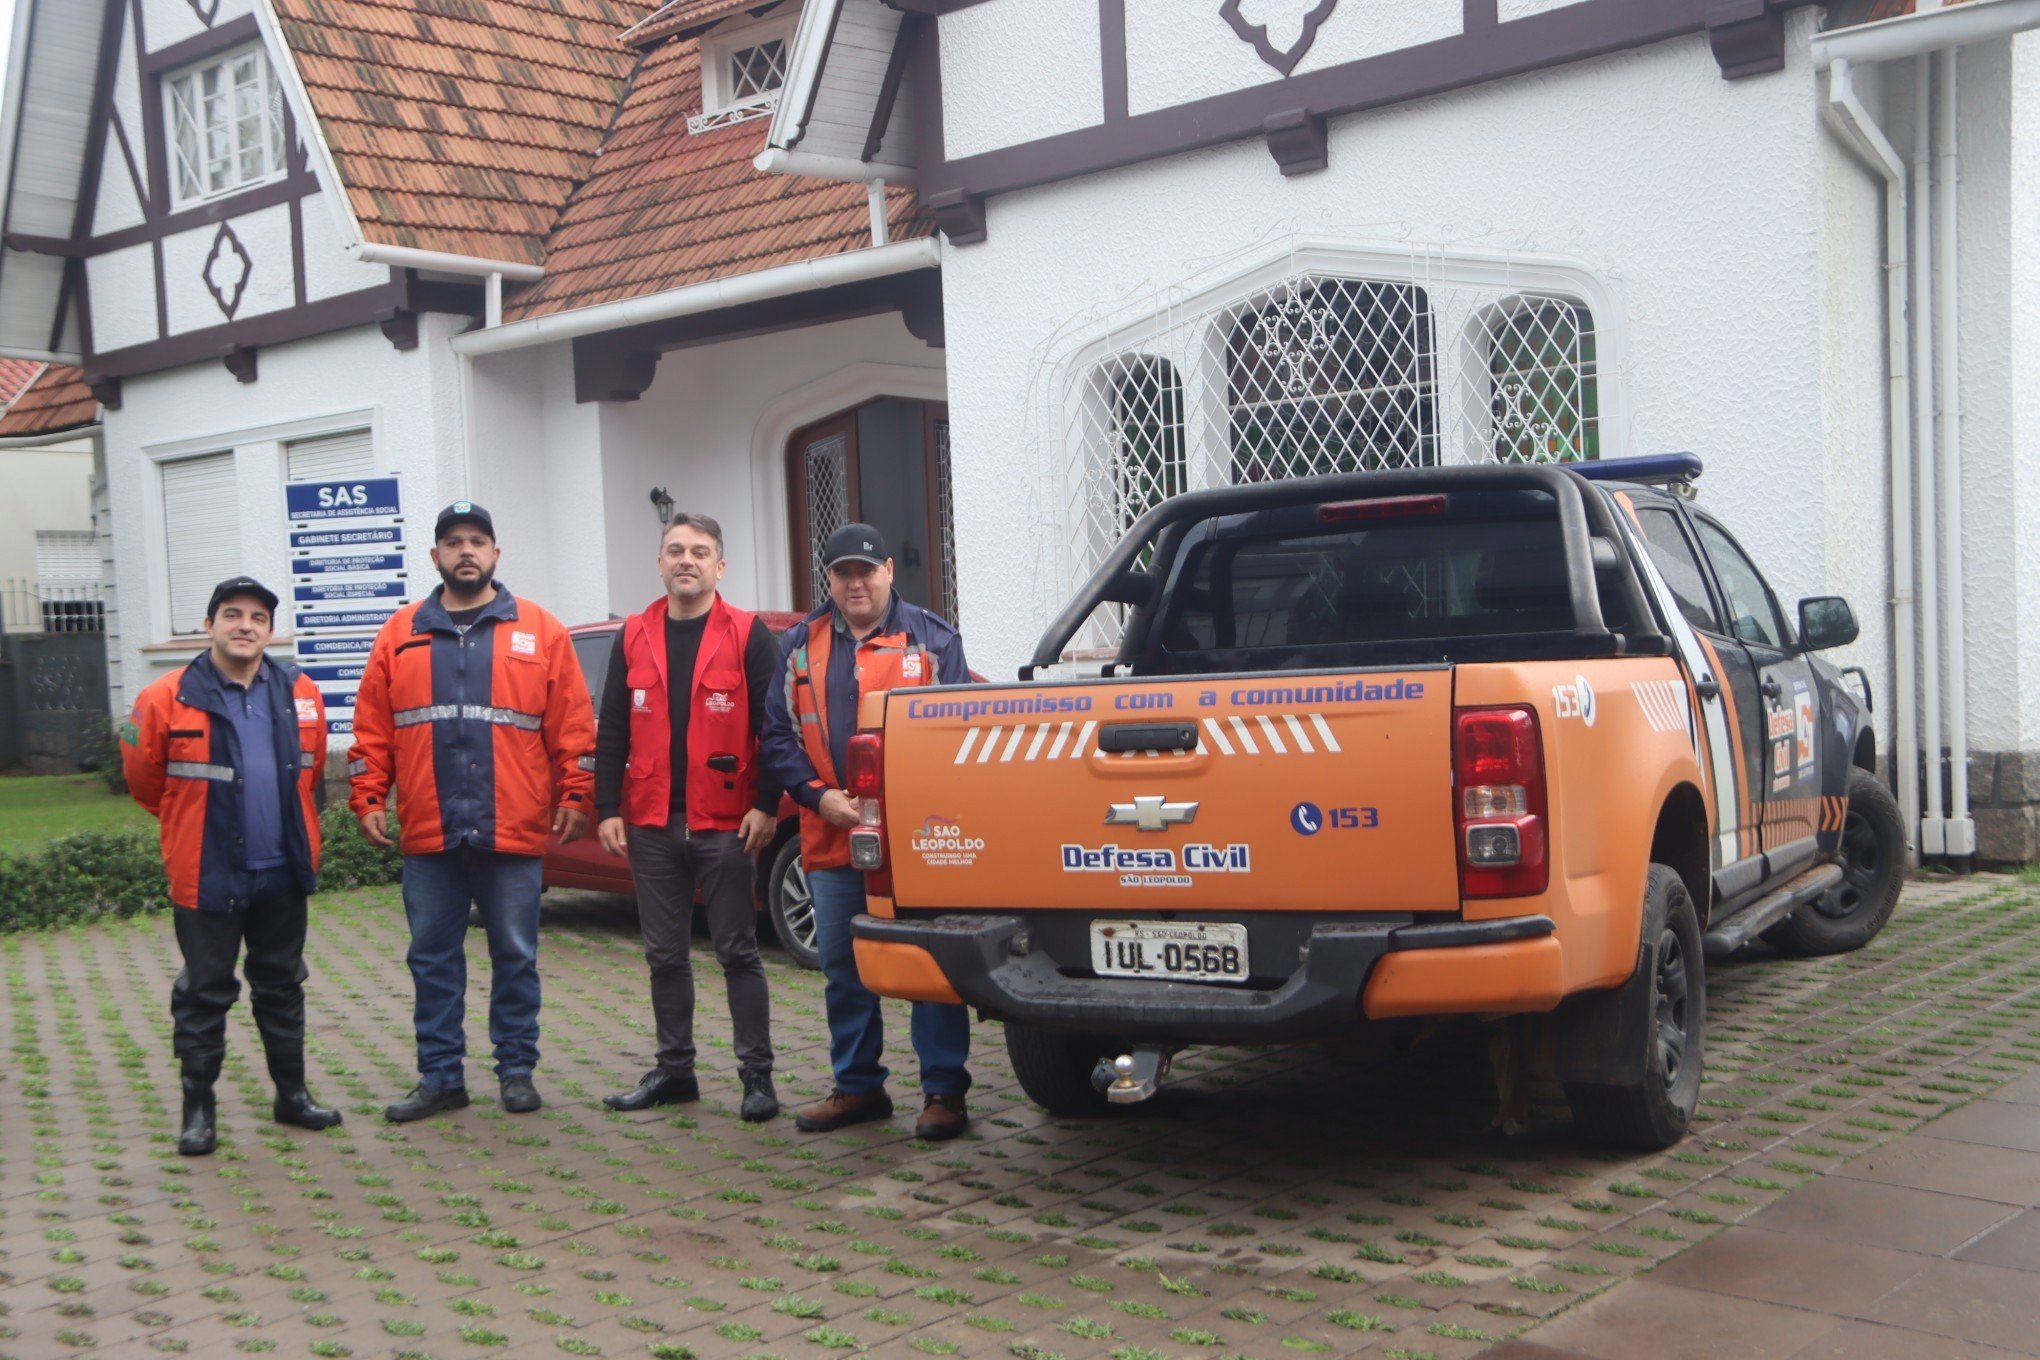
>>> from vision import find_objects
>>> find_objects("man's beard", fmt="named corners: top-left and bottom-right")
top-left (438, 562), bottom-right (496, 597)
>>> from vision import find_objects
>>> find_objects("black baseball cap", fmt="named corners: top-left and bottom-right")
top-left (434, 500), bottom-right (495, 541)
top-left (206, 575), bottom-right (279, 619)
top-left (821, 523), bottom-right (887, 569)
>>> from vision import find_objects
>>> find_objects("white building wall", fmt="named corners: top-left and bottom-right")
top-left (145, 0), bottom-right (257, 53)
top-left (101, 316), bottom-right (464, 700)
top-left (587, 313), bottom-right (945, 620)
top-left (2014, 32), bottom-right (2040, 756)
top-left (940, 18), bottom-right (1865, 688)
top-left (0, 440), bottom-right (97, 584)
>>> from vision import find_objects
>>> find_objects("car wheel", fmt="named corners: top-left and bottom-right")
top-left (764, 836), bottom-right (821, 971)
top-left (1004, 1022), bottom-right (1118, 1117)
top-left (1565, 864), bottom-right (1706, 1150)
top-left (1761, 768), bottom-right (1905, 957)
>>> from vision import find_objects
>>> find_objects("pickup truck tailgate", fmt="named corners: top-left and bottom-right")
top-left (880, 669), bottom-right (1458, 914)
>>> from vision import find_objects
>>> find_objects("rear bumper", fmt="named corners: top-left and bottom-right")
top-left (851, 913), bottom-right (1561, 1043)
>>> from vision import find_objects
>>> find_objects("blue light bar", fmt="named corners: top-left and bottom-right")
top-left (1570, 453), bottom-right (1704, 486)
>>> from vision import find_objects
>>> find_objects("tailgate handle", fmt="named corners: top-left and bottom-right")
top-left (1099, 722), bottom-right (1199, 753)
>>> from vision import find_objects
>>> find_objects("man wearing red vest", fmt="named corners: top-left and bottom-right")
top-left (761, 524), bottom-right (975, 1140)
top-left (594, 514), bottom-right (783, 1122)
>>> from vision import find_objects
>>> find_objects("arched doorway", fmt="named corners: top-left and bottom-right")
top-left (786, 397), bottom-right (956, 621)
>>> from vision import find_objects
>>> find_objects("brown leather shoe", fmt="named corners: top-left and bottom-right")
top-left (793, 1088), bottom-right (893, 1133)
top-left (915, 1093), bottom-right (968, 1141)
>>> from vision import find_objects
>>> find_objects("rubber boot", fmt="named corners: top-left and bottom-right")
top-left (178, 1055), bottom-right (220, 1157)
top-left (268, 1050), bottom-right (343, 1130)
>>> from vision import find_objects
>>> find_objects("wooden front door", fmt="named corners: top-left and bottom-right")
top-left (788, 399), bottom-right (956, 622)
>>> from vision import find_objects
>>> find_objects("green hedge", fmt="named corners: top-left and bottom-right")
top-left (0, 806), bottom-right (401, 933)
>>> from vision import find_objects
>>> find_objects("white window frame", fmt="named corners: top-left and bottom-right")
top-left (163, 41), bottom-right (288, 210)
top-left (700, 13), bottom-right (797, 118)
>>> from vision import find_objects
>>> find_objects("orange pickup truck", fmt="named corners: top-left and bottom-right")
top-left (842, 457), bottom-right (1902, 1148)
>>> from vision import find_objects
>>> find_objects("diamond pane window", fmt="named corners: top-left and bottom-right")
top-left (1489, 299), bottom-right (1599, 463)
top-left (167, 45), bottom-right (285, 208)
top-left (802, 432), bottom-right (851, 605)
top-left (1108, 358), bottom-right (1185, 547)
top-left (729, 39), bottom-right (788, 100)
top-left (1226, 277), bottom-right (1438, 482)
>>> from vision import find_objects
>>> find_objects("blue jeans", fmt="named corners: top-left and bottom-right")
top-left (402, 847), bottom-right (543, 1090)
top-left (808, 865), bottom-right (970, 1098)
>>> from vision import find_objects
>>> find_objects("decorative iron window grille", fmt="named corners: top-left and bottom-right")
top-left (802, 432), bottom-right (851, 606)
top-left (1061, 259), bottom-right (1602, 654)
top-left (166, 45), bottom-right (286, 208)
top-left (1226, 277), bottom-right (1438, 481)
top-left (687, 89), bottom-right (780, 136)
top-left (1487, 298), bottom-right (1599, 463)
top-left (728, 38), bottom-right (789, 101)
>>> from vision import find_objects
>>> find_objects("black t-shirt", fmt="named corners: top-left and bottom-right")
top-left (444, 604), bottom-right (486, 631)
top-left (594, 610), bottom-right (783, 821)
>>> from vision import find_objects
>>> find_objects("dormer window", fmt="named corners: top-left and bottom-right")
top-left (165, 44), bottom-right (286, 209)
top-left (689, 13), bottom-right (797, 134)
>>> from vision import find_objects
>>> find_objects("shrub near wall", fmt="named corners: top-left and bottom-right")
top-left (0, 807), bottom-right (400, 933)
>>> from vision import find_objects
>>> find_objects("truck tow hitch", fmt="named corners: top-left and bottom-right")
top-left (1093, 1047), bottom-right (1175, 1104)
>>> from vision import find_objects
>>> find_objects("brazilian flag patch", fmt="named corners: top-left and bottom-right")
top-left (118, 717), bottom-right (140, 747)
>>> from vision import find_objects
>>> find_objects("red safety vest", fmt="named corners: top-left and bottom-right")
top-left (620, 593), bottom-right (758, 831)
top-left (790, 615), bottom-right (938, 869)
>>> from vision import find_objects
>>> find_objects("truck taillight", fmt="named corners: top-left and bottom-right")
top-left (1454, 707), bottom-right (1548, 898)
top-left (846, 733), bottom-right (890, 891)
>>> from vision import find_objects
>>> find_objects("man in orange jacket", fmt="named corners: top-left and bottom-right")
top-left (348, 502), bottom-right (595, 1122)
top-left (123, 576), bottom-right (341, 1156)
top-left (761, 525), bottom-right (975, 1140)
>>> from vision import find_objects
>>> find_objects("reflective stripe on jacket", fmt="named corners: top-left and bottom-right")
top-left (122, 653), bottom-right (325, 911)
top-left (347, 587), bottom-right (595, 857)
top-left (620, 593), bottom-right (759, 831)
top-left (762, 597), bottom-right (964, 871)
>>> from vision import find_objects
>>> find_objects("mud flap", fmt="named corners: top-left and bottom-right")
top-left (1551, 937), bottom-right (1653, 1087)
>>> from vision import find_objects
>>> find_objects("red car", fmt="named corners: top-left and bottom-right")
top-left (544, 614), bottom-right (819, 970)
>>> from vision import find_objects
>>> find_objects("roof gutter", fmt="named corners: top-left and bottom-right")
top-left (449, 237), bottom-right (941, 357)
top-left (755, 147), bottom-right (918, 185)
top-left (0, 424), bottom-right (101, 449)
top-left (253, 0), bottom-right (544, 288)
top-left (1810, 0), bottom-right (2040, 68)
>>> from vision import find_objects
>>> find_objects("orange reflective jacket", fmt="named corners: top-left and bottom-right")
top-left (122, 654), bottom-right (326, 911)
top-left (347, 588), bottom-right (595, 857)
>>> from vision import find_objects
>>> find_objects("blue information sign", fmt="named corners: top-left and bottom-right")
top-left (294, 579), bottom-right (407, 603)
top-left (296, 607), bottom-right (399, 632)
top-left (299, 662), bottom-right (366, 684)
top-left (290, 525), bottom-right (402, 550)
top-left (293, 552), bottom-right (404, 577)
top-left (286, 478), bottom-right (402, 522)
top-left (296, 634), bottom-right (375, 660)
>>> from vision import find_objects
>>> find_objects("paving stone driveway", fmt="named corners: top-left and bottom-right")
top-left (2, 873), bottom-right (2037, 1360)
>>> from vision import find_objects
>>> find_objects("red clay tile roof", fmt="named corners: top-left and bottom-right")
top-left (0, 365), bottom-right (98, 437)
top-left (505, 32), bottom-right (931, 321)
top-left (1829, 0), bottom-right (1981, 24)
top-left (0, 359), bottom-right (43, 408)
top-left (621, 0), bottom-right (776, 49)
top-left (270, 0), bottom-right (658, 266)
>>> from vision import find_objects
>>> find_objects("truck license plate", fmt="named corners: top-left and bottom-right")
top-left (1091, 921), bottom-right (1249, 984)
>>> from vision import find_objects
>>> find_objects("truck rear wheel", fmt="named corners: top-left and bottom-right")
top-left (1565, 864), bottom-right (1705, 1150)
top-left (1005, 1023), bottom-right (1117, 1116)
top-left (1761, 768), bottom-right (1904, 958)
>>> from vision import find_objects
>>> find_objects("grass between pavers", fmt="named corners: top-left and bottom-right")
top-left (0, 773), bottom-right (151, 852)
top-left (0, 874), bottom-right (2035, 1360)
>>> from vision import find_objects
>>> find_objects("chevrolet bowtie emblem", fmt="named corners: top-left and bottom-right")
top-left (1105, 797), bottom-right (1199, 833)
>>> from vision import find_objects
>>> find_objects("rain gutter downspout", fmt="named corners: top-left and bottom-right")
top-left (1824, 57), bottom-right (1920, 862)
top-left (1912, 54), bottom-right (1945, 856)
top-left (1937, 46), bottom-right (1976, 863)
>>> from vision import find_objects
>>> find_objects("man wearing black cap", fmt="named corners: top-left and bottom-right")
top-left (349, 502), bottom-right (596, 1122)
top-left (122, 577), bottom-right (341, 1155)
top-left (761, 524), bottom-right (977, 1140)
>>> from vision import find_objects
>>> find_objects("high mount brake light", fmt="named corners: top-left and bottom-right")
top-left (1453, 707), bottom-right (1548, 898)
top-left (1318, 494), bottom-right (1447, 524)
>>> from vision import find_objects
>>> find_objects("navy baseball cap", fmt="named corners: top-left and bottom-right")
top-left (821, 523), bottom-right (887, 569)
top-left (434, 500), bottom-right (495, 541)
top-left (206, 575), bottom-right (279, 619)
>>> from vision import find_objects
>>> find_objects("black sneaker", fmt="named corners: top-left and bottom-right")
top-left (500, 1075), bottom-right (542, 1114)
top-left (739, 1069), bottom-right (780, 1123)
top-left (384, 1083), bottom-right (470, 1123)
top-left (603, 1069), bottom-right (699, 1111)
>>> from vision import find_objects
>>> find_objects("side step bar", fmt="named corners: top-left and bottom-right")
top-left (1703, 863), bottom-right (1845, 959)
